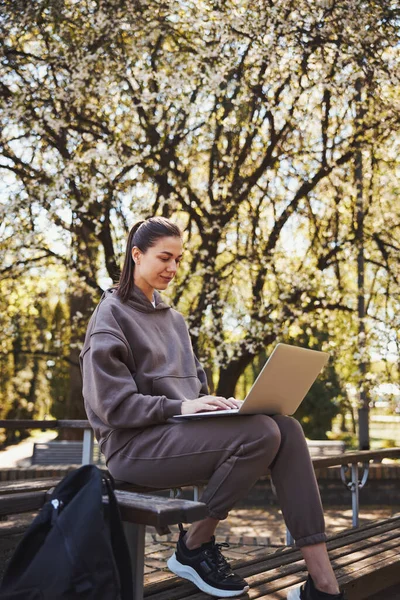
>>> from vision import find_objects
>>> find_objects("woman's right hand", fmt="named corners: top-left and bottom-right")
top-left (181, 395), bottom-right (242, 415)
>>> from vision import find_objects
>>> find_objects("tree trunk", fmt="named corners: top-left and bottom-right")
top-left (60, 291), bottom-right (95, 441)
top-left (204, 366), bottom-right (215, 394)
top-left (355, 77), bottom-right (370, 450)
top-left (217, 353), bottom-right (254, 398)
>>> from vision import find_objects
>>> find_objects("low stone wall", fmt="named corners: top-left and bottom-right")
top-left (240, 464), bottom-right (400, 507)
top-left (1, 463), bottom-right (399, 505)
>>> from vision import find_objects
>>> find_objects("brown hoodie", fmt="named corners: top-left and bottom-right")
top-left (80, 285), bottom-right (208, 460)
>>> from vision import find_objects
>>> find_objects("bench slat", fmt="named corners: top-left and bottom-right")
top-left (311, 447), bottom-right (400, 468)
top-left (0, 487), bottom-right (208, 528)
top-left (0, 478), bottom-right (61, 495)
top-left (336, 548), bottom-right (400, 600)
top-left (246, 534), bottom-right (400, 587)
top-left (113, 491), bottom-right (208, 528)
top-left (0, 491), bottom-right (47, 517)
top-left (0, 420), bottom-right (90, 429)
top-left (238, 526), bottom-right (400, 582)
top-left (31, 441), bottom-right (105, 466)
top-left (236, 516), bottom-right (400, 575)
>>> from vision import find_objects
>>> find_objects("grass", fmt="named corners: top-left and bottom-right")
top-left (331, 412), bottom-right (400, 450)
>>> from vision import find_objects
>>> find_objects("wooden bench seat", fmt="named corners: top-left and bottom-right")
top-left (306, 440), bottom-right (345, 457)
top-left (143, 515), bottom-right (400, 600)
top-left (0, 482), bottom-right (206, 533)
top-left (32, 441), bottom-right (105, 465)
top-left (0, 477), bottom-right (208, 600)
top-left (0, 477), bottom-right (207, 517)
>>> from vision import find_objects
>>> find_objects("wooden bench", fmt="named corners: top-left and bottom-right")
top-left (142, 514), bottom-right (400, 599)
top-left (307, 440), bottom-right (345, 457)
top-left (1, 420), bottom-right (400, 598)
top-left (2, 476), bottom-right (399, 600)
top-left (32, 440), bottom-right (105, 465)
top-left (0, 477), bottom-right (208, 600)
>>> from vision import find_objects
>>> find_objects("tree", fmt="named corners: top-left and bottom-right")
top-left (0, 277), bottom-right (56, 444)
top-left (290, 330), bottom-right (343, 439)
top-left (48, 300), bottom-right (70, 420)
top-left (1, 0), bottom-right (399, 425)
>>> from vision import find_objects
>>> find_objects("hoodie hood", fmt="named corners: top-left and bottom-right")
top-left (105, 284), bottom-right (171, 313)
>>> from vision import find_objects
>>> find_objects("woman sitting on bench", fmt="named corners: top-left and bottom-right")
top-left (80, 217), bottom-right (344, 600)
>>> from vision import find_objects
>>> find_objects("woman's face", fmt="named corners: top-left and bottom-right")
top-left (132, 235), bottom-right (183, 299)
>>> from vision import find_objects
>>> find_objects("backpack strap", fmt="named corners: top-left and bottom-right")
top-left (102, 474), bottom-right (133, 600)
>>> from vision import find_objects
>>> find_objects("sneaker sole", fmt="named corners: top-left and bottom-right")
top-left (167, 553), bottom-right (249, 598)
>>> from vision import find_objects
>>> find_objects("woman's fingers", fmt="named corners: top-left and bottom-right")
top-left (201, 403), bottom-right (220, 411)
top-left (181, 396), bottom-right (240, 415)
top-left (202, 395), bottom-right (238, 409)
top-left (181, 400), bottom-right (216, 415)
top-left (228, 397), bottom-right (244, 408)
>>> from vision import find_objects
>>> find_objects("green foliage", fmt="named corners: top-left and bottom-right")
top-left (284, 329), bottom-right (343, 439)
top-left (47, 301), bottom-right (70, 420)
top-left (0, 273), bottom-right (71, 446)
top-left (290, 327), bottom-right (346, 440)
top-left (0, 0), bottom-right (400, 437)
top-left (381, 438), bottom-right (397, 449)
top-left (294, 374), bottom-right (341, 440)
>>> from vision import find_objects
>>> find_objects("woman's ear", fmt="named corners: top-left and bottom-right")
top-left (131, 246), bottom-right (141, 265)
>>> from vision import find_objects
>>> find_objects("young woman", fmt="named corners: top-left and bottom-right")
top-left (80, 217), bottom-right (344, 600)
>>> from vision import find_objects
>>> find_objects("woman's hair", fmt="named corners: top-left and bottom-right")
top-left (116, 216), bottom-right (182, 303)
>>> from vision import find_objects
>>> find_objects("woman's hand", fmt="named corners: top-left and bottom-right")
top-left (181, 395), bottom-right (243, 415)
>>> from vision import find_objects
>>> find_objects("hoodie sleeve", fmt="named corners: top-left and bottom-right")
top-left (81, 332), bottom-right (183, 428)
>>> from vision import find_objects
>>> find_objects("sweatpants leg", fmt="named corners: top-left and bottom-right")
top-left (107, 414), bottom-right (327, 547)
top-left (107, 415), bottom-right (281, 520)
top-left (270, 415), bottom-right (326, 547)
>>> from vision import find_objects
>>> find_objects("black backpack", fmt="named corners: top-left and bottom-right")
top-left (0, 465), bottom-right (133, 599)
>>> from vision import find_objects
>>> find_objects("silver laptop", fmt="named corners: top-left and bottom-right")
top-left (173, 343), bottom-right (329, 419)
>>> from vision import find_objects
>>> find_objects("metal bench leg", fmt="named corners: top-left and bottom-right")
top-left (193, 485), bottom-right (203, 502)
top-left (340, 462), bottom-right (370, 528)
top-left (350, 463), bottom-right (360, 528)
top-left (123, 522), bottom-right (146, 600)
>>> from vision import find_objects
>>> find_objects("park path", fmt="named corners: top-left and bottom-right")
top-left (0, 431), bottom-right (57, 468)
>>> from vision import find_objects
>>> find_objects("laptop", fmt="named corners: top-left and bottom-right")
top-left (173, 343), bottom-right (329, 419)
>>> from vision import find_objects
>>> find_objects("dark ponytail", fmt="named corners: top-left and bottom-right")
top-left (116, 217), bottom-right (182, 303)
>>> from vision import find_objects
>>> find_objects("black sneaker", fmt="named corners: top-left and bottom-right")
top-left (287, 575), bottom-right (345, 599)
top-left (167, 526), bottom-right (249, 597)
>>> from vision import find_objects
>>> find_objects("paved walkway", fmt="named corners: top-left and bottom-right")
top-left (0, 431), bottom-right (57, 468)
